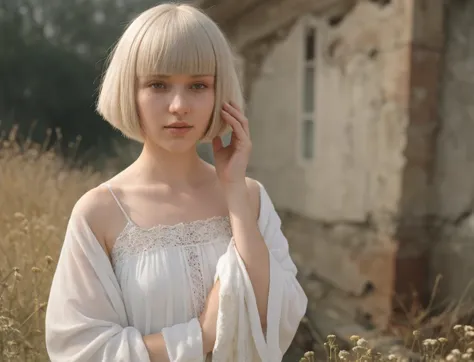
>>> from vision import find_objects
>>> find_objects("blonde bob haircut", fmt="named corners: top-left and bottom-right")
top-left (96, 3), bottom-right (244, 143)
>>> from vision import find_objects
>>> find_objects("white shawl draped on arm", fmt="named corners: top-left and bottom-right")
top-left (45, 182), bottom-right (308, 361)
top-left (212, 182), bottom-right (307, 362)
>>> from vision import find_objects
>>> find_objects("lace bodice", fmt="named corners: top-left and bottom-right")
top-left (111, 216), bottom-right (232, 265)
top-left (111, 215), bottom-right (232, 319)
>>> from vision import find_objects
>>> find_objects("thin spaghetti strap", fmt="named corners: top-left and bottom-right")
top-left (102, 183), bottom-right (132, 223)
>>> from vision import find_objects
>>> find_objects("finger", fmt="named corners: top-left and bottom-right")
top-left (223, 102), bottom-right (247, 126)
top-left (212, 136), bottom-right (224, 153)
top-left (223, 103), bottom-right (249, 137)
top-left (240, 116), bottom-right (250, 139)
top-left (221, 109), bottom-right (248, 142)
top-left (229, 100), bottom-right (241, 112)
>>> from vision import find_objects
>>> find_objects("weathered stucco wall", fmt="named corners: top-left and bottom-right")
top-left (431, 0), bottom-right (474, 302)
top-left (246, 0), bottom-right (447, 329)
top-left (249, 1), bottom-right (413, 223)
top-left (246, 0), bottom-right (419, 329)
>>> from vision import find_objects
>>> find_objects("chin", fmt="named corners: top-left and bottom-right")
top-left (160, 139), bottom-right (200, 154)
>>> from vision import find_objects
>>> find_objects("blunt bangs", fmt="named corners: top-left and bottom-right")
top-left (136, 9), bottom-right (216, 77)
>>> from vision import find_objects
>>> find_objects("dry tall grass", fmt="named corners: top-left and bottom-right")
top-left (1, 125), bottom-right (474, 361)
top-left (0, 126), bottom-right (107, 361)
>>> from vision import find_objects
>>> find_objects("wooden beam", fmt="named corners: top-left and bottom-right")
top-left (193, 0), bottom-right (214, 8)
top-left (195, 0), bottom-right (280, 34)
top-left (228, 0), bottom-right (351, 49)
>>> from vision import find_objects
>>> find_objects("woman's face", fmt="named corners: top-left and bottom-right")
top-left (136, 73), bottom-right (216, 153)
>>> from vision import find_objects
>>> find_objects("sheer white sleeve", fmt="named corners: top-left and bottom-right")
top-left (258, 183), bottom-right (308, 359)
top-left (161, 318), bottom-right (204, 361)
top-left (45, 211), bottom-right (152, 361)
top-left (213, 182), bottom-right (308, 361)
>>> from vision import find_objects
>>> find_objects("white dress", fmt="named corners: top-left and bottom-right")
top-left (45, 181), bottom-right (308, 362)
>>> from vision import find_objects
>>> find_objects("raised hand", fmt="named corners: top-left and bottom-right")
top-left (212, 101), bottom-right (252, 186)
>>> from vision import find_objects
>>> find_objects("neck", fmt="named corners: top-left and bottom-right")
top-left (133, 142), bottom-right (208, 187)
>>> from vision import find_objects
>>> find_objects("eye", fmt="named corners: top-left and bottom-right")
top-left (150, 82), bottom-right (166, 89)
top-left (191, 83), bottom-right (208, 90)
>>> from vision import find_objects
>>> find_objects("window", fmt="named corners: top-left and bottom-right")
top-left (302, 119), bottom-right (314, 159)
top-left (300, 25), bottom-right (317, 161)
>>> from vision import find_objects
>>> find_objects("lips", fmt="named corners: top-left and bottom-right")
top-left (164, 122), bottom-right (193, 136)
top-left (164, 122), bottom-right (192, 129)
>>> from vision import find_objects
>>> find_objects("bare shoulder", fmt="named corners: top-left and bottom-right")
top-left (244, 177), bottom-right (262, 219)
top-left (70, 185), bottom-right (121, 256)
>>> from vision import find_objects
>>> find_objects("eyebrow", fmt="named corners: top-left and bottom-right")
top-left (140, 74), bottom-right (215, 79)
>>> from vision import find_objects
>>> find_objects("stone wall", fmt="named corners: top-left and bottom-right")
top-left (431, 0), bottom-right (474, 303)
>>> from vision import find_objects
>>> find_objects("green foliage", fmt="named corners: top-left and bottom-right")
top-left (0, 0), bottom-right (166, 161)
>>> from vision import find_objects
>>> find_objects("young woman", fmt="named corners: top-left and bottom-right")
top-left (45, 3), bottom-right (307, 361)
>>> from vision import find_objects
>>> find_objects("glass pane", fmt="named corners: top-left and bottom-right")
top-left (302, 119), bottom-right (314, 159)
top-left (304, 66), bottom-right (314, 112)
top-left (305, 27), bottom-right (315, 61)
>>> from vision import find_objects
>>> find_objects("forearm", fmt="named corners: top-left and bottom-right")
top-left (199, 279), bottom-right (220, 354)
top-left (225, 182), bottom-right (270, 325)
top-left (143, 333), bottom-right (170, 362)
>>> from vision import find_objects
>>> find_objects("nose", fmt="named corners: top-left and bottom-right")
top-left (168, 90), bottom-right (190, 116)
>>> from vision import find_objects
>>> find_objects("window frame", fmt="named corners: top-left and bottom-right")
top-left (296, 15), bottom-right (324, 166)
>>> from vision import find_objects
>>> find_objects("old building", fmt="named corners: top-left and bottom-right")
top-left (197, 0), bottom-right (474, 348)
